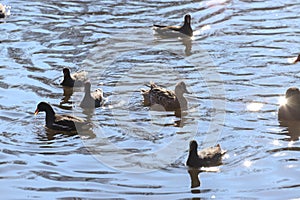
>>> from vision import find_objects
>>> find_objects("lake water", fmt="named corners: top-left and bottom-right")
top-left (0, 0), bottom-right (299, 199)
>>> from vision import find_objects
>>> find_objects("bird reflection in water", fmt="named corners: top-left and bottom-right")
top-left (60, 86), bottom-right (74, 107)
top-left (187, 167), bottom-right (219, 195)
top-left (279, 121), bottom-right (300, 141)
top-left (188, 168), bottom-right (201, 189)
top-left (153, 33), bottom-right (192, 56)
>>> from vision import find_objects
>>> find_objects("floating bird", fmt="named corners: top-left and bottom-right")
top-left (278, 87), bottom-right (300, 121)
top-left (35, 102), bottom-right (87, 131)
top-left (141, 81), bottom-right (190, 111)
top-left (60, 68), bottom-right (88, 87)
top-left (153, 14), bottom-right (193, 37)
top-left (80, 81), bottom-right (103, 108)
top-left (186, 140), bottom-right (225, 168)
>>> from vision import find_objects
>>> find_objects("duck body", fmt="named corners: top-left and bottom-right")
top-left (60, 68), bottom-right (88, 87)
top-left (153, 14), bottom-right (193, 37)
top-left (80, 81), bottom-right (103, 108)
top-left (35, 102), bottom-right (86, 131)
top-left (186, 140), bottom-right (225, 168)
top-left (141, 81), bottom-right (189, 111)
top-left (278, 87), bottom-right (300, 121)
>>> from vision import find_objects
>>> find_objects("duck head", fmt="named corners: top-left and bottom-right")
top-left (189, 140), bottom-right (198, 152)
top-left (63, 68), bottom-right (71, 77)
top-left (285, 87), bottom-right (300, 105)
top-left (84, 81), bottom-right (91, 93)
top-left (184, 14), bottom-right (191, 25)
top-left (35, 102), bottom-right (55, 115)
top-left (286, 87), bottom-right (300, 98)
top-left (175, 81), bottom-right (190, 95)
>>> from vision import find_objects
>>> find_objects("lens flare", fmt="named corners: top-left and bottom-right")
top-left (287, 56), bottom-right (298, 64)
top-left (246, 102), bottom-right (263, 112)
top-left (243, 160), bottom-right (252, 168)
top-left (278, 96), bottom-right (287, 106)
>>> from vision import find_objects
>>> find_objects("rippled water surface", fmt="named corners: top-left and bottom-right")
top-left (0, 0), bottom-right (300, 199)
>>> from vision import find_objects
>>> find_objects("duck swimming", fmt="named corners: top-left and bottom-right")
top-left (60, 68), bottom-right (88, 87)
top-left (80, 81), bottom-right (103, 108)
top-left (141, 81), bottom-right (190, 111)
top-left (35, 102), bottom-right (87, 131)
top-left (186, 140), bottom-right (225, 168)
top-left (153, 14), bottom-right (193, 37)
top-left (278, 87), bottom-right (300, 121)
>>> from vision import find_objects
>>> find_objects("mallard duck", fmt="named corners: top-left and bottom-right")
top-left (294, 54), bottom-right (300, 63)
top-left (141, 81), bottom-right (190, 111)
top-left (80, 81), bottom-right (103, 108)
top-left (153, 14), bottom-right (193, 37)
top-left (60, 68), bottom-right (88, 87)
top-left (186, 140), bottom-right (225, 168)
top-left (278, 87), bottom-right (300, 121)
top-left (35, 102), bottom-right (86, 131)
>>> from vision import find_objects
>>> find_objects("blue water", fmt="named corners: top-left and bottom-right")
top-left (0, 0), bottom-right (299, 199)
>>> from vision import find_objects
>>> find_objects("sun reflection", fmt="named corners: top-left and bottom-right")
top-left (193, 25), bottom-right (211, 36)
top-left (243, 160), bottom-right (252, 168)
top-left (288, 141), bottom-right (294, 147)
top-left (201, 24), bottom-right (211, 31)
top-left (287, 56), bottom-right (298, 64)
top-left (278, 96), bottom-right (287, 106)
top-left (272, 140), bottom-right (280, 146)
top-left (246, 102), bottom-right (263, 112)
top-left (286, 164), bottom-right (296, 169)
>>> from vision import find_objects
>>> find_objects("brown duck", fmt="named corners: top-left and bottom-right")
top-left (153, 14), bottom-right (193, 37)
top-left (80, 81), bottom-right (103, 108)
top-left (278, 87), bottom-right (300, 121)
top-left (141, 81), bottom-right (190, 111)
top-left (60, 68), bottom-right (88, 87)
top-left (35, 102), bottom-right (86, 131)
top-left (186, 140), bottom-right (225, 168)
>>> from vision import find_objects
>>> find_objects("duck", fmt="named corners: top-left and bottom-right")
top-left (186, 140), bottom-right (225, 168)
top-left (80, 81), bottom-right (103, 108)
top-left (278, 87), bottom-right (300, 121)
top-left (153, 14), bottom-right (193, 37)
top-left (141, 81), bottom-right (190, 111)
top-left (294, 54), bottom-right (300, 64)
top-left (34, 102), bottom-right (87, 131)
top-left (60, 68), bottom-right (88, 87)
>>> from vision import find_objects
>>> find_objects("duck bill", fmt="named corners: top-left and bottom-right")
top-left (185, 89), bottom-right (191, 94)
top-left (34, 109), bottom-right (39, 115)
